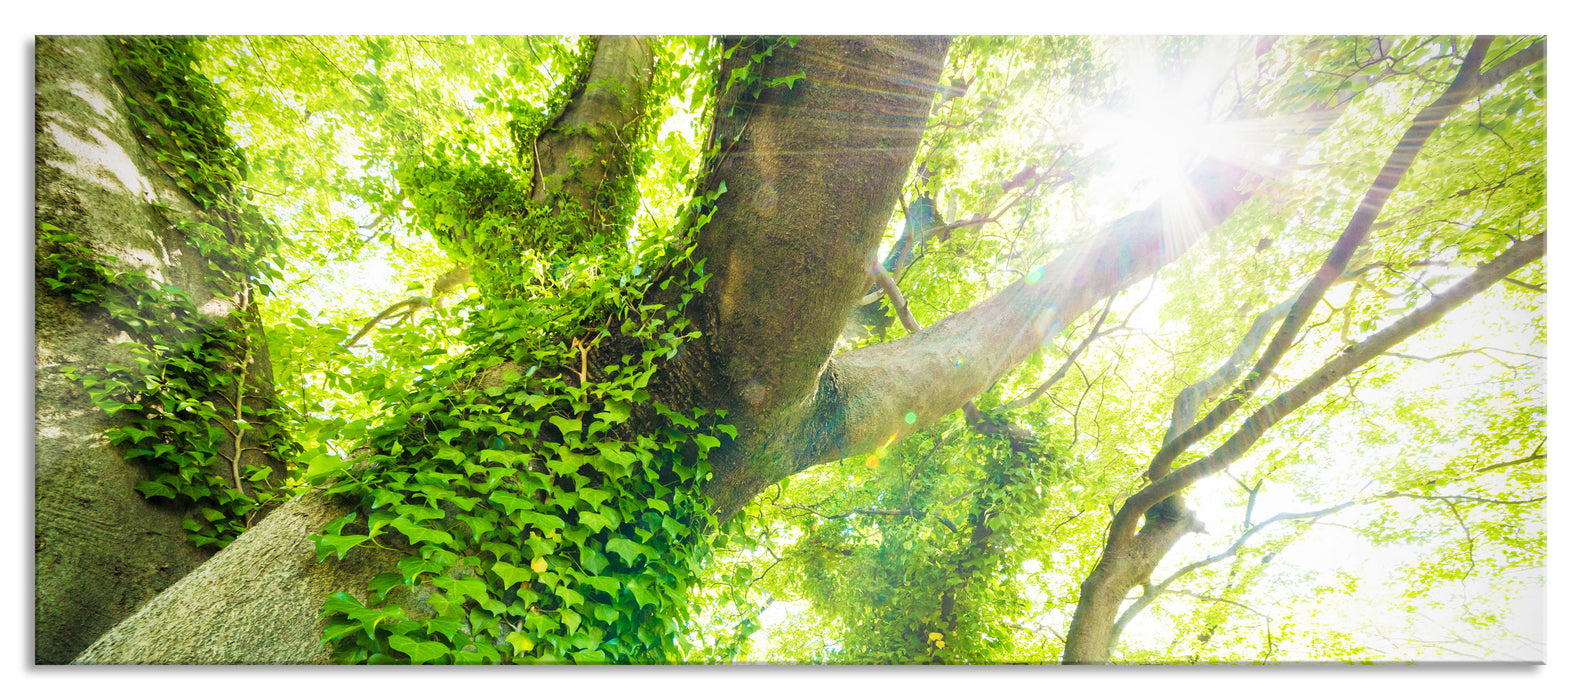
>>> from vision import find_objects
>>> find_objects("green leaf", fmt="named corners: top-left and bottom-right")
top-left (505, 631), bottom-right (533, 655)
top-left (605, 537), bottom-right (648, 567)
top-left (389, 519), bottom-right (454, 547)
top-left (387, 633), bottom-right (449, 664)
top-left (584, 575), bottom-right (621, 598)
top-left (493, 561), bottom-right (534, 589)
top-left (311, 533), bottom-right (369, 562)
top-left (579, 509), bottom-right (614, 533)
top-left (134, 480), bottom-right (178, 499)
top-left (368, 572), bottom-right (406, 600)
top-left (304, 448), bottom-right (348, 482)
top-left (548, 415), bottom-right (583, 439)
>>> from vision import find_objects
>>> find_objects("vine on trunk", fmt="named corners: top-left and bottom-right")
top-left (42, 36), bottom-right (299, 549)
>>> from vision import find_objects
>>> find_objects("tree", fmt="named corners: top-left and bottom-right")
top-left (35, 34), bottom-right (1545, 665)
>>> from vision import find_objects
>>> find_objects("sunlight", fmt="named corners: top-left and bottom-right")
top-left (1084, 92), bottom-right (1219, 200)
top-left (1080, 40), bottom-right (1238, 200)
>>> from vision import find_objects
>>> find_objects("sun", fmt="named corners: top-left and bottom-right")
top-left (1080, 39), bottom-right (1245, 204)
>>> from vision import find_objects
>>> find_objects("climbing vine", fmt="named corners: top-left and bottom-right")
top-left (310, 249), bottom-right (733, 663)
top-left (41, 36), bottom-right (300, 548)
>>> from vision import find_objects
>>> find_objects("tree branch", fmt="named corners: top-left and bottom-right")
top-left (1116, 231), bottom-right (1544, 541)
top-left (531, 36), bottom-right (655, 229)
top-left (868, 255), bottom-right (922, 333)
top-left (797, 153), bottom-right (1259, 473)
top-left (666, 36), bottom-right (952, 518)
top-left (1147, 36), bottom-right (1508, 480)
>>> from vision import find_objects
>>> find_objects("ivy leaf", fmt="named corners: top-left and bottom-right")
top-left (451, 648), bottom-right (494, 664)
top-left (321, 591), bottom-right (367, 618)
top-left (134, 480), bottom-right (177, 499)
top-left (304, 448), bottom-right (348, 482)
top-left (595, 401), bottom-right (630, 423)
top-left (494, 561), bottom-right (533, 589)
top-left (560, 608), bottom-right (582, 635)
top-left (310, 533), bottom-right (369, 562)
top-left (548, 415), bottom-right (583, 439)
top-left (505, 631), bottom-right (533, 655)
top-left (389, 519), bottom-right (455, 547)
top-left (579, 509), bottom-right (614, 533)
top-left (387, 633), bottom-right (449, 664)
top-left (517, 510), bottom-right (567, 534)
top-left (368, 572), bottom-right (406, 600)
top-left (424, 615), bottom-right (464, 640)
top-left (605, 537), bottom-right (649, 567)
top-left (584, 575), bottom-right (621, 598)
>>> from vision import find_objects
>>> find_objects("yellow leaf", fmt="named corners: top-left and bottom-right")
top-left (928, 632), bottom-right (942, 640)
top-left (935, 640), bottom-right (946, 649)
top-left (531, 556), bottom-right (548, 573)
top-left (506, 631), bottom-right (532, 654)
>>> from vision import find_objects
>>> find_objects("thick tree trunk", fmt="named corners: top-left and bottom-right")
top-left (658, 36), bottom-right (954, 517)
top-left (34, 36), bottom-right (283, 664)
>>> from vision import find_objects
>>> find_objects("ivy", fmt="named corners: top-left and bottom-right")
top-left (312, 236), bottom-right (736, 664)
top-left (38, 36), bottom-right (301, 548)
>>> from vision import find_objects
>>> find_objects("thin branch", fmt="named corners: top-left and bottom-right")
top-left (1500, 276), bottom-right (1544, 292)
top-left (1475, 448), bottom-right (1544, 475)
top-left (1001, 295), bottom-right (1115, 410)
top-left (1163, 588), bottom-right (1271, 621)
top-left (345, 297), bottom-right (430, 347)
top-left (868, 255), bottom-right (922, 334)
top-left (1110, 500), bottom-right (1358, 645)
top-left (1391, 492), bottom-right (1546, 507)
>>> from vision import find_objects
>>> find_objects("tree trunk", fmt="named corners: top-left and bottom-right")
top-left (34, 35), bottom-right (284, 664)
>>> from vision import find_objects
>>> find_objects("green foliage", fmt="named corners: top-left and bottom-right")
top-left (311, 213), bottom-right (739, 664)
top-left (298, 37), bottom-right (764, 664)
top-left (58, 34), bottom-right (1540, 664)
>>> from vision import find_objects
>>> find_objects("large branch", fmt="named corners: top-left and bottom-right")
top-left (663, 36), bottom-right (951, 517)
top-left (789, 156), bottom-right (1255, 471)
top-left (532, 35), bottom-right (655, 224)
top-left (775, 37), bottom-right (1427, 479)
top-left (75, 489), bottom-right (415, 664)
top-left (1116, 231), bottom-right (1545, 537)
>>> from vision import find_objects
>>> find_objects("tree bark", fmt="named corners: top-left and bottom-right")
top-left (652, 36), bottom-right (954, 518)
top-left (74, 489), bottom-right (414, 664)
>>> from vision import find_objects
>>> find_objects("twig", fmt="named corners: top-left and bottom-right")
top-left (868, 255), bottom-right (922, 333)
top-left (1000, 295), bottom-right (1115, 410)
top-left (229, 279), bottom-right (255, 498)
